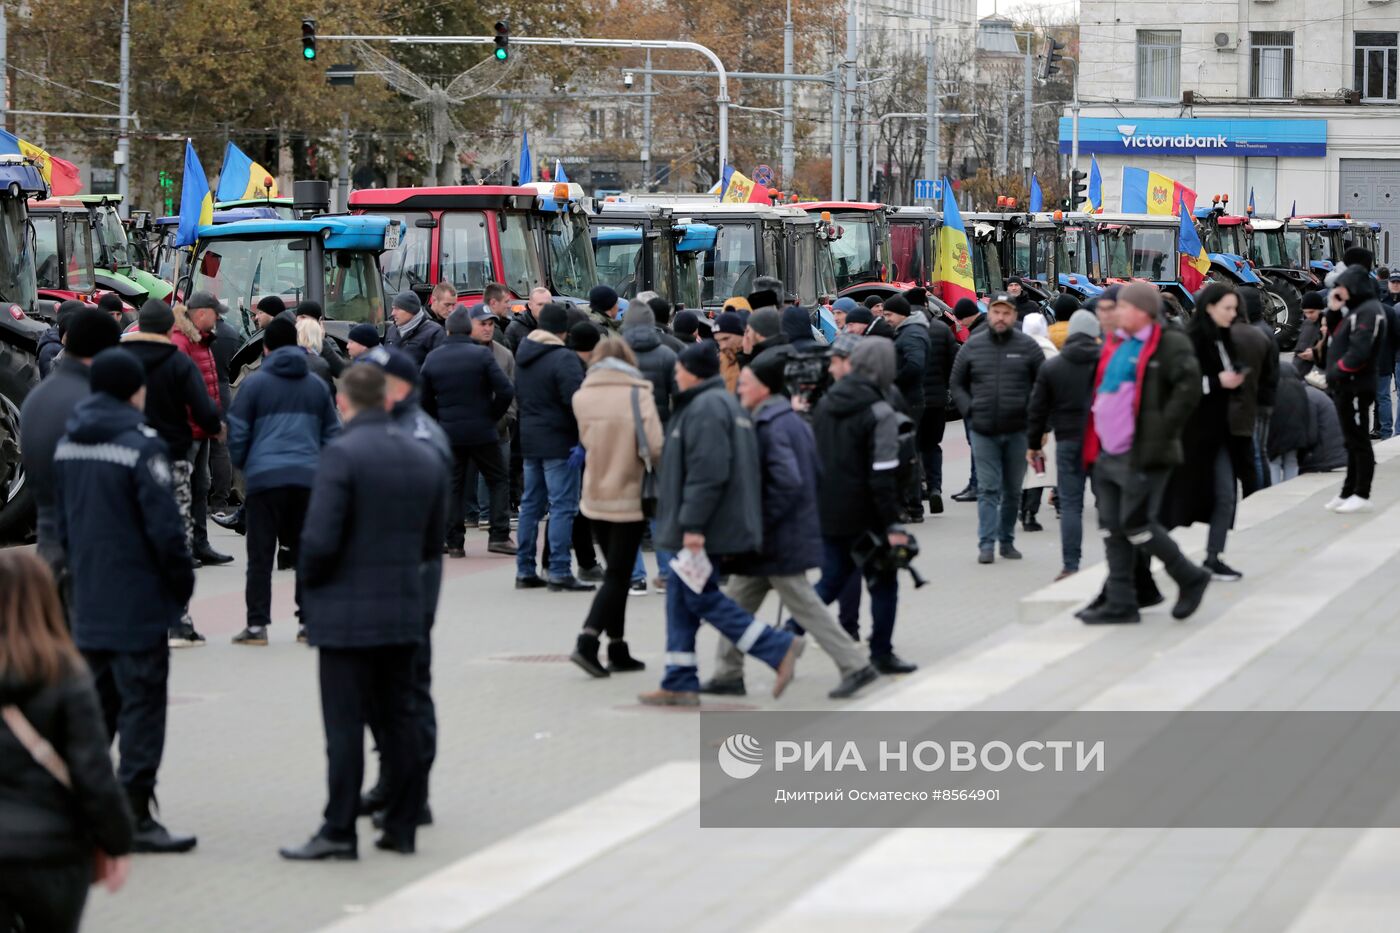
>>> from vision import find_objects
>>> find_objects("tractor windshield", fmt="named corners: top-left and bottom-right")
top-left (91, 204), bottom-right (132, 270)
top-left (0, 198), bottom-right (36, 310)
top-left (1132, 227), bottom-right (1177, 281)
top-left (1058, 228), bottom-right (1092, 277)
top-left (1207, 223), bottom-right (1247, 256)
top-left (675, 250), bottom-right (702, 310)
top-left (1252, 229), bottom-right (1292, 268)
top-left (593, 225), bottom-right (645, 298)
top-left (702, 222), bottom-right (758, 306)
top-left (323, 249), bottom-right (384, 325)
top-left (377, 211), bottom-right (434, 294)
top-left (889, 222), bottom-right (926, 284)
top-left (828, 213), bottom-right (882, 289)
top-left (192, 236), bottom-right (309, 341)
top-left (542, 210), bottom-right (596, 300)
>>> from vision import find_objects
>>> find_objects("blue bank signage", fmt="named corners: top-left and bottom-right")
top-left (1058, 118), bottom-right (1327, 158)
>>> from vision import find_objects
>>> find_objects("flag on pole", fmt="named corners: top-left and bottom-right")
top-left (0, 130), bottom-right (81, 195)
top-left (1290, 199), bottom-right (1296, 218)
top-left (176, 140), bottom-right (213, 248)
top-left (1177, 195), bottom-right (1210, 293)
top-left (1248, 187), bottom-right (1256, 216)
top-left (555, 159), bottom-right (569, 184)
top-left (1082, 155), bottom-right (1103, 213)
top-left (1120, 166), bottom-right (1197, 217)
top-left (215, 141), bottom-right (278, 201)
top-left (1029, 173), bottom-right (1043, 213)
top-left (720, 167), bottom-right (770, 204)
top-left (933, 176), bottom-right (977, 306)
top-left (518, 131), bottom-right (533, 184)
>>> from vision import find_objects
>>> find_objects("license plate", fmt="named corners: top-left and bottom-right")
top-left (383, 221), bottom-right (402, 250)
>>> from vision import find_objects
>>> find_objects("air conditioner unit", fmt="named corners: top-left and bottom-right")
top-left (1182, 90), bottom-right (1196, 104)
top-left (1344, 89), bottom-right (1363, 104)
top-left (1214, 32), bottom-right (1233, 50)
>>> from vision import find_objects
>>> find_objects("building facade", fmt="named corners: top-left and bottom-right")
top-left (1066, 0), bottom-right (1400, 262)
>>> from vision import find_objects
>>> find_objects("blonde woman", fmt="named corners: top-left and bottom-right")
top-left (568, 339), bottom-right (664, 677)
top-left (295, 316), bottom-right (335, 392)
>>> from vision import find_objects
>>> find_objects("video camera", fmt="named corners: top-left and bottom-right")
top-left (782, 347), bottom-right (832, 412)
top-left (850, 528), bottom-right (928, 589)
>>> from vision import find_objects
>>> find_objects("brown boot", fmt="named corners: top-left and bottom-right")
top-left (637, 688), bottom-right (699, 707)
top-left (772, 636), bottom-right (803, 698)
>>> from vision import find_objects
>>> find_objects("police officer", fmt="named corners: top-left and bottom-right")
top-left (280, 365), bottom-right (448, 861)
top-left (53, 347), bottom-right (197, 853)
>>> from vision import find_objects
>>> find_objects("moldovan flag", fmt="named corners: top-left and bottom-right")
top-left (934, 176), bottom-right (977, 306)
top-left (1121, 166), bottom-right (1197, 217)
top-left (720, 166), bottom-right (770, 204)
top-left (1177, 195), bottom-right (1210, 293)
top-left (176, 140), bottom-right (213, 248)
top-left (0, 130), bottom-right (81, 195)
top-left (215, 141), bottom-right (277, 201)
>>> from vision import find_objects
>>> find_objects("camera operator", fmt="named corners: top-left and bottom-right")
top-left (810, 336), bottom-right (918, 675)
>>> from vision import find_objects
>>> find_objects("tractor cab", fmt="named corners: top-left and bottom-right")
top-left (28, 198), bottom-right (97, 312)
top-left (71, 194), bottom-right (173, 307)
top-left (965, 212), bottom-right (1056, 304)
top-left (589, 201), bottom-right (716, 310)
top-left (349, 185), bottom-right (550, 307)
top-left (215, 197), bottom-right (297, 221)
top-left (1041, 211), bottom-right (1104, 300)
top-left (1090, 213), bottom-right (1194, 309)
top-left (522, 181), bottom-right (598, 304)
top-left (1345, 219), bottom-right (1382, 263)
top-left (887, 207), bottom-right (941, 293)
top-left (151, 207), bottom-right (282, 288)
top-left (792, 202), bottom-right (888, 294)
top-left (1193, 201), bottom-right (1267, 290)
top-left (1290, 217), bottom-right (1350, 274)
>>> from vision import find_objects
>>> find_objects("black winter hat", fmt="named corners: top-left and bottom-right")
top-left (263, 316), bottom-right (297, 351)
top-left (903, 286), bottom-right (928, 307)
top-left (1050, 293), bottom-right (1080, 322)
top-left (748, 308), bottom-right (782, 339)
top-left (569, 321), bottom-right (601, 353)
top-left (747, 288), bottom-right (780, 311)
top-left (747, 351), bottom-right (788, 396)
top-left (863, 295), bottom-right (882, 309)
top-left (64, 309), bottom-right (121, 359)
top-left (539, 302), bottom-right (570, 335)
top-left (953, 297), bottom-right (981, 320)
top-left (56, 300), bottom-right (84, 336)
top-left (295, 300), bottom-right (324, 320)
top-left (846, 307), bottom-right (874, 326)
top-left (1342, 246), bottom-right (1374, 270)
top-left (137, 298), bottom-right (175, 334)
top-left (647, 295), bottom-right (672, 324)
top-left (1301, 290), bottom-right (1325, 311)
top-left (98, 292), bottom-right (125, 315)
top-left (883, 295), bottom-right (912, 319)
top-left (347, 323), bottom-right (380, 347)
top-left (256, 295), bottom-right (286, 317)
top-left (90, 347), bottom-right (145, 400)
top-left (673, 310), bottom-right (700, 339)
top-left (678, 340), bottom-right (720, 379)
top-left (588, 284), bottom-right (619, 314)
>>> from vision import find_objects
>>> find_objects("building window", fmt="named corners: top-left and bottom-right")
top-left (1356, 32), bottom-right (1399, 102)
top-left (1136, 30), bottom-right (1181, 101)
top-left (1250, 32), bottom-right (1293, 99)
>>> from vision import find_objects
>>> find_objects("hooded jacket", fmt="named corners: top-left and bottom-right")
top-left (812, 374), bottom-right (902, 537)
top-left (0, 668), bottom-right (134, 863)
top-left (515, 329), bottom-right (586, 460)
top-left (1267, 365), bottom-right (1315, 458)
top-left (169, 305), bottom-right (222, 440)
top-left (781, 306), bottom-right (820, 352)
top-left (653, 376), bottom-right (763, 555)
top-left (1026, 331), bottom-right (1099, 445)
top-left (118, 331), bottom-right (223, 459)
top-left (1300, 383), bottom-right (1348, 472)
top-left (622, 305), bottom-right (680, 422)
top-left (385, 311), bottom-right (445, 366)
top-left (891, 314), bottom-right (930, 408)
top-left (949, 325), bottom-right (1044, 436)
top-left (420, 334), bottom-right (515, 447)
top-left (749, 395), bottom-right (823, 576)
top-left (54, 393), bottom-right (194, 649)
top-left (226, 346), bottom-right (340, 494)
top-left (572, 358), bottom-right (665, 523)
top-left (1326, 264), bottom-right (1387, 393)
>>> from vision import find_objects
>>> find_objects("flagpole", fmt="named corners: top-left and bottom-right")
top-left (116, 0), bottom-right (130, 215)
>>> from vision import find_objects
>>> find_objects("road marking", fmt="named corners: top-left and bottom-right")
top-left (761, 501), bottom-right (1400, 931)
top-left (314, 762), bottom-right (698, 932)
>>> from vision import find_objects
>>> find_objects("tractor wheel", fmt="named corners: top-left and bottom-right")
top-left (0, 341), bottom-right (40, 541)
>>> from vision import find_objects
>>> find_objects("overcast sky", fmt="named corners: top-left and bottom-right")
top-left (977, 0), bottom-right (1077, 20)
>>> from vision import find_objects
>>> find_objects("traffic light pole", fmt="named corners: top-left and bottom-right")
top-left (320, 34), bottom-right (731, 174)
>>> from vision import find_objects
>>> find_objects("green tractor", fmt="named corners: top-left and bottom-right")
top-left (72, 194), bottom-right (173, 308)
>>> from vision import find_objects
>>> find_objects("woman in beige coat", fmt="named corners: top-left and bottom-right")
top-left (569, 339), bottom-right (665, 677)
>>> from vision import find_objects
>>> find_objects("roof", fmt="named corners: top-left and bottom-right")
top-left (28, 197), bottom-right (88, 211)
top-left (158, 207), bottom-right (279, 227)
top-left (0, 157), bottom-right (50, 198)
top-left (792, 202), bottom-right (887, 213)
top-left (70, 194), bottom-right (122, 205)
top-left (1086, 212), bottom-right (1182, 227)
top-left (196, 215), bottom-right (391, 251)
top-left (349, 185), bottom-right (537, 211)
top-left (1251, 219), bottom-right (1285, 230)
top-left (214, 197), bottom-right (293, 208)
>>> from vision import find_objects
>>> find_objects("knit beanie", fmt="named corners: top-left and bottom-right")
top-left (1067, 309), bottom-right (1101, 340)
top-left (678, 340), bottom-right (720, 379)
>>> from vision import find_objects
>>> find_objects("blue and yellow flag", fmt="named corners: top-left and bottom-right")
top-left (176, 140), bottom-right (213, 248)
top-left (215, 141), bottom-right (277, 201)
top-left (934, 177), bottom-right (976, 306)
top-left (1029, 173), bottom-right (1043, 212)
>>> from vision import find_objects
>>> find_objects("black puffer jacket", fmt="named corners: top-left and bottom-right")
top-left (514, 331), bottom-right (585, 460)
top-left (922, 313), bottom-right (958, 409)
top-left (812, 374), bottom-right (902, 537)
top-left (623, 310), bottom-right (679, 422)
top-left (1267, 366), bottom-right (1315, 458)
top-left (1327, 264), bottom-right (1387, 393)
top-left (1026, 331), bottom-right (1098, 445)
top-left (0, 669), bottom-right (135, 862)
top-left (891, 317), bottom-right (930, 408)
top-left (420, 335), bottom-right (515, 447)
top-left (118, 333), bottom-right (223, 459)
top-left (949, 326), bottom-right (1044, 436)
top-left (505, 308), bottom-right (538, 351)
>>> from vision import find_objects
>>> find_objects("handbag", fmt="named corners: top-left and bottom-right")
top-left (2, 704), bottom-right (116, 886)
top-left (630, 386), bottom-right (659, 518)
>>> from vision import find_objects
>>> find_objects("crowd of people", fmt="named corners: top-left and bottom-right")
top-left (0, 244), bottom-right (1388, 926)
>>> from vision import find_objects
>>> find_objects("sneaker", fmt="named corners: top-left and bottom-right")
top-left (1022, 516), bottom-right (1044, 532)
top-left (698, 676), bottom-right (746, 696)
top-left (1335, 495), bottom-right (1375, 514)
top-left (232, 625), bottom-right (269, 646)
top-left (1203, 556), bottom-right (1243, 582)
top-left (1172, 569), bottom-right (1211, 620)
top-left (168, 622), bottom-right (206, 648)
top-left (1079, 606), bottom-right (1142, 625)
top-left (628, 579), bottom-right (649, 597)
top-left (1324, 495), bottom-right (1347, 511)
top-left (978, 548), bottom-right (994, 564)
top-left (509, 514), bottom-right (519, 528)
top-left (576, 565), bottom-right (605, 584)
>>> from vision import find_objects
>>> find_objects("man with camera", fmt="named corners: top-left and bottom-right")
top-left (702, 350), bottom-right (881, 701)
top-left (810, 335), bottom-right (918, 676)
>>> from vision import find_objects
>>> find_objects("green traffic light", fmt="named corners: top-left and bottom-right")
top-left (495, 48), bottom-right (508, 61)
top-left (304, 46), bottom-right (316, 60)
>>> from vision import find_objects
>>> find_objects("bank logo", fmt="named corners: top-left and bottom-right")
top-left (1116, 124), bottom-right (1137, 136)
top-left (1116, 123), bottom-right (1226, 149)
top-left (718, 733), bottom-right (764, 779)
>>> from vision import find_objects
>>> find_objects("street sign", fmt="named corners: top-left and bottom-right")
top-left (914, 178), bottom-right (942, 201)
top-left (753, 164), bottom-right (774, 187)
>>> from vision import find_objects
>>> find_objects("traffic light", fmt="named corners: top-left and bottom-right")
top-left (494, 21), bottom-right (509, 62)
top-left (1042, 37), bottom-right (1065, 79)
top-left (301, 18), bottom-right (317, 61)
top-left (1070, 169), bottom-right (1087, 208)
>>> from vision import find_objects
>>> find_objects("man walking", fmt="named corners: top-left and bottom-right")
top-left (421, 305), bottom-right (516, 557)
top-left (1082, 283), bottom-right (1211, 624)
top-left (170, 292), bottom-right (234, 566)
top-left (950, 293), bottom-right (1044, 564)
top-left (54, 348), bottom-right (197, 852)
top-left (120, 298), bottom-right (223, 646)
top-left (642, 342), bottom-right (802, 706)
top-left (385, 290), bottom-right (445, 366)
top-left (704, 353), bottom-right (880, 700)
top-left (226, 317), bottom-right (340, 645)
top-left (1325, 264), bottom-right (1387, 513)
top-left (882, 295), bottom-right (930, 520)
top-left (514, 302), bottom-right (593, 590)
top-left (280, 365), bottom-right (447, 861)
top-left (1027, 309), bottom-right (1101, 580)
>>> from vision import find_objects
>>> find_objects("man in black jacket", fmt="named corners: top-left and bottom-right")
top-left (20, 310), bottom-right (120, 573)
top-left (918, 299), bottom-right (958, 515)
top-left (811, 337), bottom-right (917, 675)
top-left (119, 299), bottom-right (223, 647)
top-left (1027, 309), bottom-right (1100, 579)
top-left (622, 301), bottom-right (679, 422)
top-left (385, 290), bottom-right (445, 366)
top-left (421, 306), bottom-right (516, 557)
top-left (882, 295), bottom-right (930, 520)
top-left (513, 303), bottom-right (592, 591)
top-left (55, 348), bottom-right (197, 854)
top-left (641, 341), bottom-right (802, 706)
top-left (281, 365), bottom-right (447, 861)
top-left (950, 294), bottom-right (1044, 564)
top-left (1326, 264), bottom-right (1387, 513)
top-left (505, 286), bottom-right (550, 351)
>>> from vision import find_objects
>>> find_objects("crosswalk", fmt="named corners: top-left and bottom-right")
top-left (317, 452), bottom-right (1400, 931)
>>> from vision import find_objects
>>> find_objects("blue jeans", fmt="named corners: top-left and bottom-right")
top-left (1379, 371), bottom-right (1395, 437)
top-left (1055, 438), bottom-right (1087, 572)
top-left (661, 562), bottom-right (792, 692)
top-left (968, 429), bottom-right (1028, 550)
top-left (515, 458), bottom-right (580, 580)
top-left (814, 534), bottom-right (898, 658)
